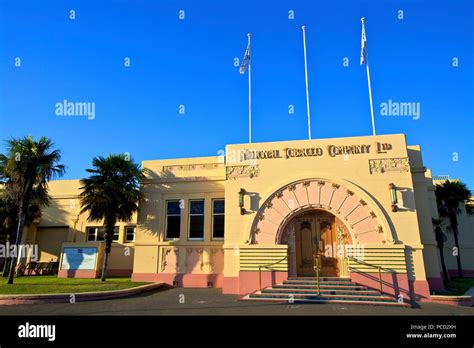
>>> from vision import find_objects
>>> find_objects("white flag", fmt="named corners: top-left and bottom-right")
top-left (239, 40), bottom-right (250, 74)
top-left (360, 18), bottom-right (368, 65)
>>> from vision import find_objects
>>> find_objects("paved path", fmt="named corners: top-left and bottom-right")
top-left (0, 288), bottom-right (473, 316)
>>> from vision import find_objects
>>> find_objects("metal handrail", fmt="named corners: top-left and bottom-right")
top-left (346, 256), bottom-right (384, 294)
top-left (258, 255), bottom-right (288, 291)
top-left (313, 253), bottom-right (322, 295)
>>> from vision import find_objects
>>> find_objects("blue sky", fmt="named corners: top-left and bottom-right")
top-left (0, 0), bottom-right (473, 188)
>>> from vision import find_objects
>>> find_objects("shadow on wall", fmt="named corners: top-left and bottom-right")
top-left (346, 180), bottom-right (400, 243)
top-left (396, 187), bottom-right (416, 212)
top-left (351, 248), bottom-right (419, 303)
top-left (249, 192), bottom-right (261, 212)
top-left (32, 200), bottom-right (72, 263)
top-left (139, 169), bottom-right (181, 238)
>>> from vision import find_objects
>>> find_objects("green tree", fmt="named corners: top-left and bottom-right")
top-left (432, 218), bottom-right (449, 284)
top-left (79, 154), bottom-right (146, 281)
top-left (435, 180), bottom-right (471, 278)
top-left (0, 136), bottom-right (65, 284)
top-left (0, 189), bottom-right (43, 276)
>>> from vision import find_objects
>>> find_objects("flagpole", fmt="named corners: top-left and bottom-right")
top-left (301, 25), bottom-right (312, 140)
top-left (361, 18), bottom-right (376, 136)
top-left (247, 33), bottom-right (252, 143)
top-left (366, 63), bottom-right (376, 136)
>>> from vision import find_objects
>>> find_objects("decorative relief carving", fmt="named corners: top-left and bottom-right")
top-left (161, 248), bottom-right (178, 272)
top-left (288, 184), bottom-right (296, 191)
top-left (276, 191), bottom-right (284, 198)
top-left (369, 157), bottom-right (410, 174)
top-left (209, 249), bottom-right (223, 273)
top-left (226, 165), bottom-right (260, 180)
top-left (185, 248), bottom-right (204, 270)
top-left (336, 224), bottom-right (348, 244)
top-left (265, 202), bottom-right (273, 209)
top-left (303, 181), bottom-right (311, 187)
top-left (196, 249), bottom-right (204, 271)
top-left (163, 163), bottom-right (223, 171)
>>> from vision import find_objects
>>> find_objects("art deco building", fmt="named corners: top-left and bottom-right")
top-left (21, 134), bottom-right (474, 303)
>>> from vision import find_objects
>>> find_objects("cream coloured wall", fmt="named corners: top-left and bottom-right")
top-left (407, 147), bottom-right (442, 281)
top-left (223, 134), bottom-right (429, 282)
top-left (20, 134), bottom-right (472, 291)
top-left (25, 179), bottom-right (138, 272)
top-left (133, 156), bottom-right (225, 276)
top-left (431, 179), bottom-right (474, 274)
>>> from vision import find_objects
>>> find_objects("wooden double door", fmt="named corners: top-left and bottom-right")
top-left (294, 212), bottom-right (339, 277)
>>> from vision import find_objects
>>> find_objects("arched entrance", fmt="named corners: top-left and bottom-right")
top-left (280, 209), bottom-right (353, 278)
top-left (248, 178), bottom-right (395, 246)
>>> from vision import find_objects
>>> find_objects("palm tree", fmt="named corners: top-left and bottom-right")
top-left (0, 136), bottom-right (65, 284)
top-left (432, 218), bottom-right (449, 284)
top-left (435, 180), bottom-right (471, 278)
top-left (79, 154), bottom-right (145, 281)
top-left (0, 188), bottom-right (44, 276)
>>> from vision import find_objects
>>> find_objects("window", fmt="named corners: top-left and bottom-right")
top-left (87, 227), bottom-right (119, 242)
top-left (125, 226), bottom-right (135, 242)
top-left (166, 201), bottom-right (181, 239)
top-left (189, 200), bottom-right (204, 240)
top-left (212, 199), bottom-right (225, 239)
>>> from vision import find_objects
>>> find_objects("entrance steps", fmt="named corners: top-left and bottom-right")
top-left (241, 277), bottom-right (410, 307)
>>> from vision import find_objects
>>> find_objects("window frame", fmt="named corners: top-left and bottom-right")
top-left (125, 226), bottom-right (136, 243)
top-left (165, 200), bottom-right (182, 240)
top-left (211, 199), bottom-right (225, 240)
top-left (86, 226), bottom-right (120, 242)
top-left (188, 199), bottom-right (205, 241)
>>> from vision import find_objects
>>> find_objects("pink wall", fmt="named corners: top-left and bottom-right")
top-left (223, 271), bottom-right (288, 295)
top-left (350, 272), bottom-right (431, 302)
top-left (132, 273), bottom-right (223, 288)
top-left (58, 269), bottom-right (98, 278)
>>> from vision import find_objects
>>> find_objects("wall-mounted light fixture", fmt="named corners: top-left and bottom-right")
top-left (389, 183), bottom-right (398, 212)
top-left (239, 188), bottom-right (247, 215)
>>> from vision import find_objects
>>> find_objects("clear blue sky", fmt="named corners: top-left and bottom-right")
top-left (1, 0), bottom-right (473, 188)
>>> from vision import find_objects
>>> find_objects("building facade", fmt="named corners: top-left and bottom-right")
top-left (22, 134), bottom-right (474, 301)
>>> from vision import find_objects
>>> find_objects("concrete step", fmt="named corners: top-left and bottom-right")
top-left (288, 277), bottom-right (352, 281)
top-left (249, 292), bottom-right (398, 302)
top-left (241, 294), bottom-right (409, 307)
top-left (242, 277), bottom-right (409, 307)
top-left (283, 280), bottom-right (356, 286)
top-left (273, 284), bottom-right (370, 290)
top-left (262, 288), bottom-right (382, 296)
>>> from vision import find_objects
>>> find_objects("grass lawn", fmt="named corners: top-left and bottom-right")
top-left (0, 275), bottom-right (150, 295)
top-left (433, 278), bottom-right (474, 296)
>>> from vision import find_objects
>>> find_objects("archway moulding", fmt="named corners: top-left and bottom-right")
top-left (247, 176), bottom-right (396, 246)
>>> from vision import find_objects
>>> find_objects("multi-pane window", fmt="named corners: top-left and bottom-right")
top-left (212, 199), bottom-right (225, 239)
top-left (166, 200), bottom-right (181, 239)
top-left (125, 226), bottom-right (135, 242)
top-left (87, 227), bottom-right (119, 242)
top-left (189, 200), bottom-right (205, 239)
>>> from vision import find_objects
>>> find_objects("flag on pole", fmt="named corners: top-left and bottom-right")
top-left (360, 17), bottom-right (368, 65)
top-left (239, 35), bottom-right (251, 74)
top-left (359, 17), bottom-right (376, 136)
